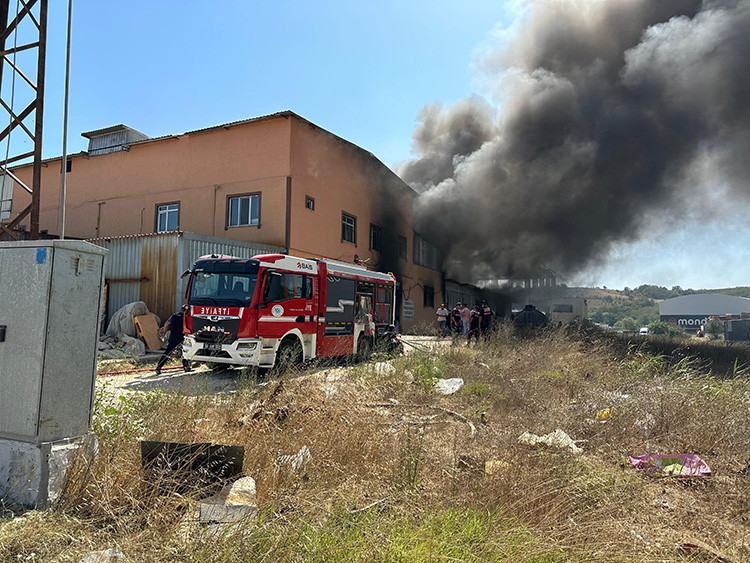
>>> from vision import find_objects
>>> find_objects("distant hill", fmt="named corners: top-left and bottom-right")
top-left (560, 285), bottom-right (750, 327)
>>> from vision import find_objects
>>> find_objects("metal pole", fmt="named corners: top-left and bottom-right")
top-left (30, 0), bottom-right (48, 240)
top-left (58, 0), bottom-right (72, 239)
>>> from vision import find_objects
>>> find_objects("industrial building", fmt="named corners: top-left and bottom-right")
top-left (659, 294), bottom-right (750, 331)
top-left (2, 111), bottom-right (478, 329)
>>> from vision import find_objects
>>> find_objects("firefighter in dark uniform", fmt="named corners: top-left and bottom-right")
top-left (467, 305), bottom-right (481, 344)
top-left (155, 305), bottom-right (192, 375)
top-left (451, 303), bottom-right (463, 334)
top-left (480, 300), bottom-right (494, 337)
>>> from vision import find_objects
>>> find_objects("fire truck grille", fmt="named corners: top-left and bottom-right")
top-left (192, 317), bottom-right (240, 343)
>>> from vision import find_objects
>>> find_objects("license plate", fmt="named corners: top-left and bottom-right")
top-left (203, 343), bottom-right (223, 351)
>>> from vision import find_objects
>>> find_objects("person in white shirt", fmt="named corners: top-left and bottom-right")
top-left (435, 304), bottom-right (450, 337)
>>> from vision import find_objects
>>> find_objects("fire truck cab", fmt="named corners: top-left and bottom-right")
top-left (182, 253), bottom-right (396, 369)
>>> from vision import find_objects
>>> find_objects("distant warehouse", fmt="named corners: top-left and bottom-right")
top-left (659, 294), bottom-right (750, 330)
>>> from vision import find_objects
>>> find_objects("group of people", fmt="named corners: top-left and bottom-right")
top-left (435, 300), bottom-right (495, 342)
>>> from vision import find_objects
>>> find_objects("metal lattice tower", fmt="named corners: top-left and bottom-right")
top-left (0, 0), bottom-right (47, 240)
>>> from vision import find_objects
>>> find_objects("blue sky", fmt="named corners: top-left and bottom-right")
top-left (10, 1), bottom-right (750, 290)
top-left (40, 0), bottom-right (510, 167)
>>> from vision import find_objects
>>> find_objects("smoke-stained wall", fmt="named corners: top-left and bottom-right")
top-left (397, 0), bottom-right (750, 282)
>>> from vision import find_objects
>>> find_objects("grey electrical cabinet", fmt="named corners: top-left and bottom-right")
top-left (0, 241), bottom-right (107, 443)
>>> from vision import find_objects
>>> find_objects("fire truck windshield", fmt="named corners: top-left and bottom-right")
top-left (189, 272), bottom-right (257, 307)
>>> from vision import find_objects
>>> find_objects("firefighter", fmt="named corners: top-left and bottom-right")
top-left (467, 305), bottom-right (481, 344)
top-left (155, 305), bottom-right (192, 375)
top-left (480, 300), bottom-right (494, 337)
top-left (451, 303), bottom-right (463, 334)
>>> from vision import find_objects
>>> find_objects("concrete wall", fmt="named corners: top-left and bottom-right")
top-left (10, 117), bottom-right (292, 246)
top-left (8, 113), bottom-right (443, 330)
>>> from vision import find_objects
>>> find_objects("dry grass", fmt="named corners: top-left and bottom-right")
top-left (3, 326), bottom-right (750, 561)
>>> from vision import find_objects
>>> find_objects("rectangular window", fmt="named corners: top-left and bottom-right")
top-left (423, 285), bottom-right (435, 308)
top-left (413, 233), bottom-right (440, 270)
top-left (264, 272), bottom-right (312, 302)
top-left (397, 235), bottom-right (407, 261)
top-left (305, 196), bottom-right (315, 210)
top-left (227, 193), bottom-right (260, 227)
top-left (0, 174), bottom-right (13, 221)
top-left (369, 224), bottom-right (382, 252)
top-left (156, 202), bottom-right (179, 233)
top-left (342, 212), bottom-right (356, 244)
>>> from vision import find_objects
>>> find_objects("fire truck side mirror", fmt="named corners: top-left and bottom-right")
top-left (180, 269), bottom-right (191, 279)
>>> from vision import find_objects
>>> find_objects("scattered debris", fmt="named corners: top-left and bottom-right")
top-left (276, 445), bottom-right (312, 473)
top-left (634, 413), bottom-right (657, 437)
top-left (518, 429), bottom-right (583, 454)
top-left (360, 403), bottom-right (476, 438)
top-left (199, 476), bottom-right (257, 525)
top-left (628, 454), bottom-right (711, 477)
top-left (436, 378), bottom-right (464, 395)
top-left (374, 362), bottom-right (396, 375)
top-left (116, 333), bottom-right (146, 357)
top-left (80, 548), bottom-right (126, 563)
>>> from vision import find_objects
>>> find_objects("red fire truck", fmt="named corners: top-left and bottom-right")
top-left (182, 253), bottom-right (397, 369)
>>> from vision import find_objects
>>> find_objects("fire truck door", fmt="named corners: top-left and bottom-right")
top-left (258, 271), bottom-right (316, 341)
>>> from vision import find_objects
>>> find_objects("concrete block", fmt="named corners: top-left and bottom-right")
top-left (199, 476), bottom-right (257, 524)
top-left (0, 434), bottom-right (95, 508)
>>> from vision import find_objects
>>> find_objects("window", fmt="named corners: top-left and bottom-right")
top-left (264, 272), bottom-right (313, 302)
top-left (227, 193), bottom-right (260, 227)
top-left (552, 304), bottom-right (574, 313)
top-left (156, 202), bottom-right (179, 233)
top-left (369, 224), bottom-right (382, 252)
top-left (397, 235), bottom-right (407, 261)
top-left (423, 285), bottom-right (435, 308)
top-left (305, 196), bottom-right (315, 211)
top-left (0, 174), bottom-right (13, 221)
top-left (413, 234), bottom-right (440, 270)
top-left (342, 212), bottom-right (356, 244)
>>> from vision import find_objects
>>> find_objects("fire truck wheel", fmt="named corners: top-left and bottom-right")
top-left (276, 338), bottom-right (303, 372)
top-left (356, 335), bottom-right (373, 362)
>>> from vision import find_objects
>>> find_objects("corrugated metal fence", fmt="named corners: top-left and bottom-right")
top-left (87, 231), bottom-right (283, 326)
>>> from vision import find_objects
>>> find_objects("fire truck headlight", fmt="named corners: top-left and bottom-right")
top-left (237, 342), bottom-right (257, 351)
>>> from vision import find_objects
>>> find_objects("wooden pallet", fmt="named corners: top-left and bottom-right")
top-left (134, 314), bottom-right (163, 350)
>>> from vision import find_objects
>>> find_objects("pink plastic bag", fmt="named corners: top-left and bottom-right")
top-left (628, 454), bottom-right (711, 477)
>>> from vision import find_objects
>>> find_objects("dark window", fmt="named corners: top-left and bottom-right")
top-left (397, 235), bottom-right (407, 261)
top-left (342, 212), bottom-right (356, 244)
top-left (264, 272), bottom-right (312, 302)
top-left (227, 193), bottom-right (260, 227)
top-left (156, 203), bottom-right (179, 233)
top-left (552, 304), bottom-right (574, 313)
top-left (305, 196), bottom-right (315, 211)
top-left (66, 160), bottom-right (72, 173)
top-left (413, 234), bottom-right (440, 270)
top-left (369, 224), bottom-right (382, 252)
top-left (423, 285), bottom-right (434, 308)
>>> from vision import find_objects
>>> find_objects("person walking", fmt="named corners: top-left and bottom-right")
top-left (155, 305), bottom-right (192, 375)
top-left (435, 303), bottom-right (450, 337)
top-left (461, 302), bottom-right (471, 335)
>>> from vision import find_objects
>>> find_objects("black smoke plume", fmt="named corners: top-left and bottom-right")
top-left (397, 0), bottom-right (750, 281)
